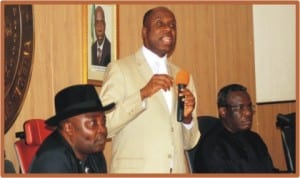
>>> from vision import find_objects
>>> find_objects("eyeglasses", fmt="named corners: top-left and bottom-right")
top-left (225, 104), bottom-right (255, 113)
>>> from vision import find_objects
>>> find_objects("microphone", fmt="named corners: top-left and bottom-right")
top-left (175, 70), bottom-right (190, 122)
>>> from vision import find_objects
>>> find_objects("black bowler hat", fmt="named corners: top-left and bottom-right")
top-left (45, 84), bottom-right (115, 126)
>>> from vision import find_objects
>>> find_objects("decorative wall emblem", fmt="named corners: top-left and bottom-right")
top-left (4, 5), bottom-right (34, 133)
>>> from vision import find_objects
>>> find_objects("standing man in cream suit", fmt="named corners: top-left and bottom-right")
top-left (100, 6), bottom-right (200, 173)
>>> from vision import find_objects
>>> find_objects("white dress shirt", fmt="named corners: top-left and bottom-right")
top-left (142, 46), bottom-right (173, 113)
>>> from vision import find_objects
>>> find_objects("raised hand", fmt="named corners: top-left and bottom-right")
top-left (140, 74), bottom-right (173, 100)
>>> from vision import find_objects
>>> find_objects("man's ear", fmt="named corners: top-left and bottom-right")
top-left (218, 107), bottom-right (227, 118)
top-left (63, 121), bottom-right (73, 136)
top-left (142, 27), bottom-right (147, 39)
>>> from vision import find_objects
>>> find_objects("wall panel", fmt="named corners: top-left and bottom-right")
top-left (4, 5), bottom-right (84, 172)
top-left (214, 5), bottom-right (256, 97)
top-left (256, 102), bottom-right (296, 170)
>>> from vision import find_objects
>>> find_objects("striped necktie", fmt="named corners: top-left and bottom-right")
top-left (97, 47), bottom-right (102, 64)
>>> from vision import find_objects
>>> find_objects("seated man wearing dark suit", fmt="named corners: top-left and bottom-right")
top-left (193, 84), bottom-right (277, 173)
top-left (29, 84), bottom-right (115, 173)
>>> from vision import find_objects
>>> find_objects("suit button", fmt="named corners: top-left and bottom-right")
top-left (168, 154), bottom-right (172, 158)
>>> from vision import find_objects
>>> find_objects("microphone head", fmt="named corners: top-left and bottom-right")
top-left (175, 70), bottom-right (190, 85)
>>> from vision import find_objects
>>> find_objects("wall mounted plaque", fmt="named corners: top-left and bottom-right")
top-left (4, 5), bottom-right (34, 133)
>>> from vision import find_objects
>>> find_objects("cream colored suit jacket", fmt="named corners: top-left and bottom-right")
top-left (100, 49), bottom-right (200, 173)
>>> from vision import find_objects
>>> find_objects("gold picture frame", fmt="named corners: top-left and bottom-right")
top-left (83, 4), bottom-right (117, 86)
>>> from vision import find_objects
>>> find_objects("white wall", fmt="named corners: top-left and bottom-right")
top-left (253, 5), bottom-right (296, 103)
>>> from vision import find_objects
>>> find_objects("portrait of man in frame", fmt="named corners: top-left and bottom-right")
top-left (87, 4), bottom-right (116, 83)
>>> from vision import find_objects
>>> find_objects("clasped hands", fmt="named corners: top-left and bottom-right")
top-left (140, 74), bottom-right (195, 124)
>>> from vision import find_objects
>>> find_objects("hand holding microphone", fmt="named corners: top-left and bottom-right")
top-left (175, 70), bottom-right (195, 123)
top-left (176, 70), bottom-right (189, 122)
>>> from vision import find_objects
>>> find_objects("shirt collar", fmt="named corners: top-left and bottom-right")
top-left (142, 46), bottom-right (167, 73)
top-left (97, 37), bottom-right (106, 49)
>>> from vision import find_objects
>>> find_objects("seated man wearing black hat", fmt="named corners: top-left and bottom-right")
top-left (29, 84), bottom-right (115, 173)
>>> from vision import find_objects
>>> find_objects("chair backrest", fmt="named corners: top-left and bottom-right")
top-left (5, 159), bottom-right (16, 173)
top-left (187, 115), bottom-right (220, 173)
top-left (14, 119), bottom-right (53, 173)
top-left (198, 115), bottom-right (220, 135)
top-left (276, 112), bottom-right (295, 173)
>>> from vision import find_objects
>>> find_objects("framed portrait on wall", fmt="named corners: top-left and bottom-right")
top-left (83, 4), bottom-right (117, 86)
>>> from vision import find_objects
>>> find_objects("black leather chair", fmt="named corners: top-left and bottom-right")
top-left (187, 115), bottom-right (220, 173)
top-left (276, 112), bottom-right (295, 173)
top-left (5, 159), bottom-right (16, 173)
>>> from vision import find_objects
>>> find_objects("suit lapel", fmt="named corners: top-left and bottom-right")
top-left (134, 50), bottom-right (171, 114)
top-left (135, 50), bottom-right (153, 82)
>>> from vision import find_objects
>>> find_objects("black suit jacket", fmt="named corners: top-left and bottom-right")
top-left (193, 121), bottom-right (276, 173)
top-left (29, 130), bottom-right (107, 173)
top-left (91, 37), bottom-right (111, 67)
